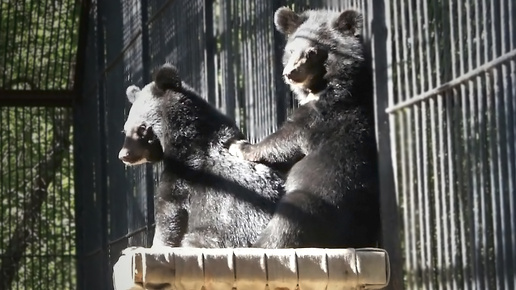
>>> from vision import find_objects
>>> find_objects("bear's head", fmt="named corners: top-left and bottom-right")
top-left (274, 7), bottom-right (365, 103)
top-left (118, 63), bottom-right (182, 165)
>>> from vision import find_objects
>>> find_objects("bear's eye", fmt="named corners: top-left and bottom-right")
top-left (137, 125), bottom-right (146, 137)
top-left (306, 48), bottom-right (317, 58)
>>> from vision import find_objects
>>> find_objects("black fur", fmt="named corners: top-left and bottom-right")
top-left (122, 63), bottom-right (285, 248)
top-left (233, 8), bottom-right (380, 248)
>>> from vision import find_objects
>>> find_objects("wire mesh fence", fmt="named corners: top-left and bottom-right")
top-left (75, 1), bottom-right (374, 289)
top-left (0, 107), bottom-right (75, 290)
top-left (387, 0), bottom-right (516, 289)
top-left (0, 0), bottom-right (80, 288)
top-left (75, 0), bottom-right (516, 289)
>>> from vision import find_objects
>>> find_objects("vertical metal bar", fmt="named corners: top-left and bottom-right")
top-left (433, 2), bottom-right (448, 289)
top-left (407, 79), bottom-right (420, 288)
top-left (505, 2), bottom-right (516, 288)
top-left (12, 0), bottom-right (27, 89)
top-left (4, 108), bottom-right (11, 286)
top-left (49, 1), bottom-right (66, 88)
top-left (249, 1), bottom-right (257, 140)
top-left (444, 89), bottom-right (458, 290)
top-left (261, 0), bottom-right (269, 136)
top-left (94, 0), bottom-right (109, 286)
top-left (52, 109), bottom-right (60, 289)
top-left (415, 104), bottom-right (426, 289)
top-left (491, 1), bottom-right (510, 288)
top-left (37, 107), bottom-right (43, 288)
top-left (205, 0), bottom-right (216, 104)
top-left (502, 3), bottom-right (516, 288)
top-left (438, 4), bottom-right (452, 288)
top-left (479, 0), bottom-right (494, 288)
top-left (73, 0), bottom-right (92, 98)
top-left (416, 1), bottom-right (436, 288)
top-left (41, 0), bottom-right (59, 89)
top-left (366, 0), bottom-right (411, 276)
top-left (400, 20), bottom-right (419, 289)
top-left (21, 0), bottom-right (36, 88)
top-left (6, 1), bottom-right (20, 86)
top-left (260, 0), bottom-right (269, 137)
top-left (439, 96), bottom-right (452, 289)
top-left (68, 1), bottom-right (82, 90)
top-left (272, 0), bottom-right (288, 126)
top-left (73, 66), bottom-right (85, 290)
top-left (268, 0), bottom-right (276, 135)
top-left (140, 0), bottom-right (154, 247)
top-left (57, 1), bottom-right (75, 89)
top-left (0, 109), bottom-right (3, 274)
top-left (408, 0), bottom-right (427, 286)
top-left (218, 0), bottom-right (227, 114)
top-left (446, 0), bottom-right (465, 289)
top-left (236, 0), bottom-right (245, 133)
top-left (389, 0), bottom-right (412, 287)
top-left (463, 0), bottom-right (479, 288)
top-left (0, 0), bottom-right (13, 86)
top-left (32, 2), bottom-right (49, 86)
top-left (240, 0), bottom-right (249, 139)
top-left (253, 0), bottom-right (261, 137)
top-left (448, 1), bottom-right (470, 288)
top-left (399, 1), bottom-right (418, 287)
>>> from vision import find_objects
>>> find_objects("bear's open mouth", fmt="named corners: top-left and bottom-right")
top-left (121, 157), bottom-right (148, 166)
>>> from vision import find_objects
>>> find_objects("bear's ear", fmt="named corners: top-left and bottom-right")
top-left (334, 10), bottom-right (363, 37)
top-left (274, 7), bottom-right (303, 35)
top-left (126, 85), bottom-right (141, 103)
top-left (153, 63), bottom-right (182, 92)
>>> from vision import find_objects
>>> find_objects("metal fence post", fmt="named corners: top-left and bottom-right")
top-left (90, 0), bottom-right (110, 287)
top-left (272, 0), bottom-right (289, 126)
top-left (140, 0), bottom-right (155, 247)
top-left (204, 0), bottom-right (217, 104)
top-left (367, 0), bottom-right (404, 289)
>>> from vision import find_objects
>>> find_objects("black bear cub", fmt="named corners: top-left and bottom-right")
top-left (230, 7), bottom-right (380, 248)
top-left (119, 63), bottom-right (285, 248)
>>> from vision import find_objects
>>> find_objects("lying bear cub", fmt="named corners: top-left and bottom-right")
top-left (118, 63), bottom-right (285, 248)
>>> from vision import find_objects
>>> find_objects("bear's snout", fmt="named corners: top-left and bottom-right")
top-left (283, 65), bottom-right (308, 84)
top-left (118, 148), bottom-right (132, 162)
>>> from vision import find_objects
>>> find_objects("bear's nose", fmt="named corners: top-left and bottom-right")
top-left (118, 148), bottom-right (131, 162)
top-left (283, 68), bottom-right (304, 83)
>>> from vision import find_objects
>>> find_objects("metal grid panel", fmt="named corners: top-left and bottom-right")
top-left (0, 0), bottom-right (82, 288)
top-left (75, 1), bottom-right (387, 289)
top-left (75, 0), bottom-right (210, 288)
top-left (215, 0), bottom-right (368, 142)
top-left (0, 0), bottom-right (80, 91)
top-left (0, 107), bottom-right (75, 289)
top-left (387, 0), bottom-right (516, 289)
top-left (148, 0), bottom-right (210, 95)
top-left (215, 0), bottom-right (284, 142)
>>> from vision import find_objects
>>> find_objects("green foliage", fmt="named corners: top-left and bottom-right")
top-left (0, 0), bottom-right (79, 289)
top-left (0, 0), bottom-right (80, 90)
top-left (0, 107), bottom-right (75, 289)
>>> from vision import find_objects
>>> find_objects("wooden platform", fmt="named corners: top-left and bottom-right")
top-left (113, 247), bottom-right (390, 290)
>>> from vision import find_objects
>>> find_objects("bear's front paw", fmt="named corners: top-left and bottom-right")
top-left (228, 140), bottom-right (248, 159)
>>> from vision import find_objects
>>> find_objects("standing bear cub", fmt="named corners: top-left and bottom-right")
top-left (230, 8), bottom-right (380, 248)
top-left (119, 63), bottom-right (285, 248)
